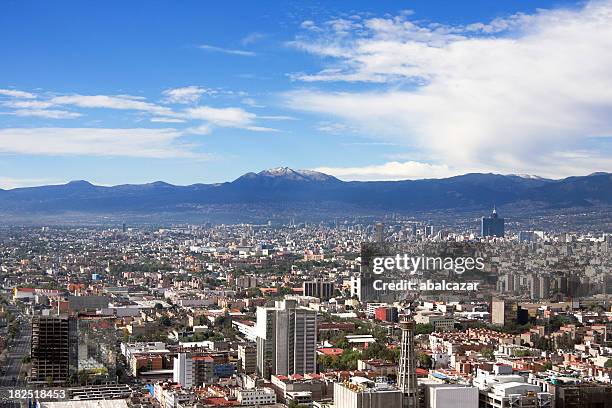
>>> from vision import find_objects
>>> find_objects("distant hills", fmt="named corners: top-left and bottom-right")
top-left (0, 168), bottom-right (610, 221)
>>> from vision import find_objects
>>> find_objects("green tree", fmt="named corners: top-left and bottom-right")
top-left (338, 349), bottom-right (361, 370)
top-left (481, 347), bottom-right (495, 360)
top-left (415, 323), bottom-right (434, 335)
top-left (159, 316), bottom-right (172, 326)
top-left (417, 352), bottom-right (432, 369)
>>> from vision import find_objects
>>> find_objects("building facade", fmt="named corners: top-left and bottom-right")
top-left (256, 299), bottom-right (317, 377)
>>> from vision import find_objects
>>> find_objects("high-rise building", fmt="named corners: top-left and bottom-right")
top-left (538, 275), bottom-right (551, 300)
top-left (30, 315), bottom-right (77, 385)
top-left (491, 298), bottom-right (507, 326)
top-left (303, 279), bottom-right (335, 300)
top-left (529, 274), bottom-right (541, 300)
top-left (398, 315), bottom-right (419, 408)
top-left (256, 299), bottom-right (317, 378)
top-left (375, 222), bottom-right (385, 243)
top-left (173, 352), bottom-right (232, 388)
top-left (481, 207), bottom-right (505, 238)
top-left (238, 344), bottom-right (257, 374)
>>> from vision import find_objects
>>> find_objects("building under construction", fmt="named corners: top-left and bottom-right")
top-left (30, 314), bottom-right (77, 385)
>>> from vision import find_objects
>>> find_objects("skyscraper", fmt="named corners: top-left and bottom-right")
top-left (481, 207), bottom-right (505, 237)
top-left (30, 315), bottom-right (77, 385)
top-left (256, 299), bottom-right (317, 378)
top-left (303, 279), bottom-right (335, 300)
top-left (398, 315), bottom-right (419, 408)
top-left (375, 222), bottom-right (385, 243)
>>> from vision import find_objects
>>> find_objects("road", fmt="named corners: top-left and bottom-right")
top-left (0, 302), bottom-right (30, 407)
top-left (0, 304), bottom-right (30, 387)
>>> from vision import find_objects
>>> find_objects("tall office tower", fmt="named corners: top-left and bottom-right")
top-left (556, 275), bottom-right (569, 295)
top-left (174, 352), bottom-right (195, 388)
top-left (491, 298), bottom-right (507, 326)
top-left (30, 315), bottom-right (77, 385)
top-left (480, 207), bottom-right (505, 237)
top-left (497, 273), bottom-right (515, 293)
top-left (539, 275), bottom-right (551, 299)
top-left (529, 274), bottom-right (541, 300)
top-left (303, 279), bottom-right (335, 300)
top-left (256, 299), bottom-right (317, 378)
top-left (513, 275), bottom-right (522, 294)
top-left (375, 222), bottom-right (385, 243)
top-left (398, 315), bottom-right (419, 408)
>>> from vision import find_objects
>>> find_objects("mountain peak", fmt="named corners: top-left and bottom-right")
top-left (66, 180), bottom-right (94, 187)
top-left (256, 167), bottom-right (338, 182)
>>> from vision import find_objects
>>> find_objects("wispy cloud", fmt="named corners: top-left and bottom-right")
top-left (241, 97), bottom-right (264, 108)
top-left (0, 88), bottom-right (36, 99)
top-left (51, 94), bottom-right (175, 116)
top-left (287, 0), bottom-right (612, 178)
top-left (316, 122), bottom-right (354, 134)
top-left (312, 161), bottom-right (455, 181)
top-left (241, 32), bottom-right (268, 46)
top-left (184, 106), bottom-right (277, 131)
top-left (150, 117), bottom-right (186, 123)
top-left (0, 176), bottom-right (62, 189)
top-left (2, 100), bottom-right (55, 109)
top-left (198, 44), bottom-right (256, 56)
top-left (7, 109), bottom-right (81, 119)
top-left (0, 127), bottom-right (205, 158)
top-left (162, 86), bottom-right (207, 104)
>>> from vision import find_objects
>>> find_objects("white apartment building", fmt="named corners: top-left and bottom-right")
top-left (236, 388), bottom-right (277, 406)
top-left (256, 299), bottom-right (317, 377)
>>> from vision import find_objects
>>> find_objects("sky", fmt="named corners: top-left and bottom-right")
top-left (1, 0), bottom-right (611, 188)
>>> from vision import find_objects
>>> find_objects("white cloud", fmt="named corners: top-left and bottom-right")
top-left (241, 32), bottom-right (267, 46)
top-left (51, 94), bottom-right (174, 116)
top-left (184, 124), bottom-right (213, 135)
top-left (162, 86), bottom-right (207, 104)
top-left (316, 122), bottom-right (354, 134)
top-left (2, 100), bottom-right (55, 109)
top-left (287, 0), bottom-right (612, 178)
top-left (0, 176), bottom-right (61, 189)
top-left (150, 117), bottom-right (186, 123)
top-left (241, 97), bottom-right (264, 108)
top-left (9, 109), bottom-right (81, 119)
top-left (0, 89), bottom-right (36, 99)
top-left (198, 44), bottom-right (256, 56)
top-left (184, 106), bottom-right (276, 131)
top-left (0, 127), bottom-right (203, 158)
top-left (312, 161), bottom-right (455, 181)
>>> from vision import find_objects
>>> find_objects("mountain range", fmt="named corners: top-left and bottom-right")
top-left (0, 168), bottom-right (610, 221)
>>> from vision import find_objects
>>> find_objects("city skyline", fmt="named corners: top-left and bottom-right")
top-left (1, 0), bottom-right (612, 188)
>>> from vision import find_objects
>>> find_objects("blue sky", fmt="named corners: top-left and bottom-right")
top-left (1, 0), bottom-right (611, 188)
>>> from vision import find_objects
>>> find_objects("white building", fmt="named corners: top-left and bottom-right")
top-left (424, 384), bottom-right (478, 408)
top-left (334, 377), bottom-right (403, 408)
top-left (236, 388), bottom-right (277, 406)
top-left (256, 299), bottom-right (317, 377)
top-left (173, 353), bottom-right (194, 388)
top-left (474, 371), bottom-right (552, 408)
